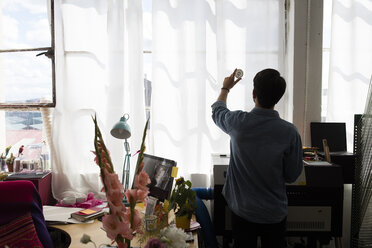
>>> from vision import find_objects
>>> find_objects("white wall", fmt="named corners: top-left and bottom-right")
top-left (286, 0), bottom-right (323, 146)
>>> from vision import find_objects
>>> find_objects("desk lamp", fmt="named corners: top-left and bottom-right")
top-left (111, 114), bottom-right (131, 205)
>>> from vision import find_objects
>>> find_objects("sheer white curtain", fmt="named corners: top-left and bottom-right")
top-left (327, 0), bottom-right (372, 151)
top-left (151, 0), bottom-right (285, 181)
top-left (52, 0), bottom-right (145, 200)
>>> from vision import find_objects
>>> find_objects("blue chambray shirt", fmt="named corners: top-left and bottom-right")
top-left (212, 100), bottom-right (303, 223)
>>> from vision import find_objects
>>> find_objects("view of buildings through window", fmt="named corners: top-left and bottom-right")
top-left (0, 0), bottom-right (52, 164)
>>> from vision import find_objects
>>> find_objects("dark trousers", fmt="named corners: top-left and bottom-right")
top-left (231, 211), bottom-right (287, 248)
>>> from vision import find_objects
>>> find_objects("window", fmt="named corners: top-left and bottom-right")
top-left (0, 0), bottom-right (54, 169)
top-left (0, 0), bottom-right (55, 108)
top-left (143, 0), bottom-right (152, 123)
top-left (321, 0), bottom-right (333, 121)
top-left (143, 0), bottom-right (152, 149)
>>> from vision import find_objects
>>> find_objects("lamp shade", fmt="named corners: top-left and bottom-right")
top-left (111, 115), bottom-right (131, 139)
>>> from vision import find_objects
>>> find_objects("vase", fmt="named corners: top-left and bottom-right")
top-left (175, 215), bottom-right (190, 230)
top-left (0, 159), bottom-right (6, 171)
top-left (156, 212), bottom-right (168, 229)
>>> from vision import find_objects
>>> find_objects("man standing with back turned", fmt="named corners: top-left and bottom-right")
top-left (212, 68), bottom-right (303, 248)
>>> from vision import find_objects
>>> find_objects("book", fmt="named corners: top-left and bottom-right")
top-left (185, 231), bottom-right (194, 242)
top-left (70, 207), bottom-right (104, 222)
top-left (5, 171), bottom-right (51, 180)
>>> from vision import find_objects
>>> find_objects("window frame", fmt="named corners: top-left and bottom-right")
top-left (0, 0), bottom-right (56, 110)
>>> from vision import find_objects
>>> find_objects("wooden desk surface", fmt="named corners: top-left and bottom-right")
top-left (52, 217), bottom-right (198, 247)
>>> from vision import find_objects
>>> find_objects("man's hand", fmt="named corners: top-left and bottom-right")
top-left (222, 69), bottom-right (242, 91)
top-left (217, 69), bottom-right (243, 102)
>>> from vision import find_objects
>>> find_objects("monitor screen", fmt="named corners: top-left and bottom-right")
top-left (310, 122), bottom-right (347, 152)
top-left (134, 153), bottom-right (177, 201)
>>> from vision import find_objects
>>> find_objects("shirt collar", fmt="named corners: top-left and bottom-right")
top-left (251, 107), bottom-right (280, 118)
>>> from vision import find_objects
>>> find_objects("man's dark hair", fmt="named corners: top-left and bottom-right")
top-left (253, 68), bottom-right (286, 108)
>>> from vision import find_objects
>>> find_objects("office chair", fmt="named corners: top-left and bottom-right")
top-left (192, 187), bottom-right (219, 248)
top-left (0, 180), bottom-right (54, 247)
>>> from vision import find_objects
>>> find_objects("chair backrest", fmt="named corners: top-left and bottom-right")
top-left (0, 180), bottom-right (54, 247)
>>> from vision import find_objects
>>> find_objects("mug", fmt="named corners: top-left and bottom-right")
top-left (144, 215), bottom-right (157, 232)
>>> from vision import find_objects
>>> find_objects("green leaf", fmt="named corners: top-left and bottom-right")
top-left (134, 118), bottom-right (150, 176)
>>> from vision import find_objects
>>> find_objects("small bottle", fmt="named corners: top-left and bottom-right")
top-left (39, 152), bottom-right (44, 170)
top-left (13, 157), bottom-right (21, 172)
top-left (0, 159), bottom-right (7, 172)
top-left (41, 141), bottom-right (50, 170)
top-left (21, 159), bottom-right (29, 170)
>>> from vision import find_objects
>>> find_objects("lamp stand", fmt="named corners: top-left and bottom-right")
top-left (122, 139), bottom-right (131, 206)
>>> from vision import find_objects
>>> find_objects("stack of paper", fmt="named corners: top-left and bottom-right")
top-left (43, 205), bottom-right (94, 224)
top-left (303, 160), bottom-right (332, 166)
top-left (187, 220), bottom-right (201, 231)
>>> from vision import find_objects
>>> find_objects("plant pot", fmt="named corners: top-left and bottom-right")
top-left (7, 163), bottom-right (14, 172)
top-left (175, 215), bottom-right (190, 230)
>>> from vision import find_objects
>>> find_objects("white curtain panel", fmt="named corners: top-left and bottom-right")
top-left (327, 0), bottom-right (372, 151)
top-left (151, 0), bottom-right (285, 180)
top-left (52, 0), bottom-right (145, 200)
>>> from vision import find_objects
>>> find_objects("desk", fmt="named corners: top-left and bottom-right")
top-left (52, 217), bottom-right (199, 247)
top-left (211, 154), bottom-right (345, 248)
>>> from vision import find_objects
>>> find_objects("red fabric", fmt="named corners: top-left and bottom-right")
top-left (0, 180), bottom-right (54, 247)
top-left (0, 180), bottom-right (34, 225)
top-left (0, 180), bottom-right (33, 203)
top-left (0, 212), bottom-right (43, 248)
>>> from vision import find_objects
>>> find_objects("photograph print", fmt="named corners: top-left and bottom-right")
top-left (139, 153), bottom-right (177, 201)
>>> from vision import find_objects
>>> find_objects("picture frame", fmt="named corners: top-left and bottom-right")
top-left (135, 153), bottom-right (177, 201)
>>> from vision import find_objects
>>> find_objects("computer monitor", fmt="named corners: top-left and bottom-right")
top-left (310, 122), bottom-right (347, 152)
top-left (134, 153), bottom-right (177, 201)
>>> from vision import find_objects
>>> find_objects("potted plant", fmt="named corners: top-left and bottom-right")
top-left (5, 153), bottom-right (16, 172)
top-left (0, 146), bottom-right (11, 171)
top-left (168, 177), bottom-right (197, 229)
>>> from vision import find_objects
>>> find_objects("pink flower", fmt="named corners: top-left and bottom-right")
top-left (125, 188), bottom-right (149, 205)
top-left (145, 238), bottom-right (166, 248)
top-left (108, 199), bottom-right (126, 217)
top-left (125, 189), bottom-right (138, 204)
top-left (120, 221), bottom-right (135, 240)
top-left (136, 189), bottom-right (149, 202)
top-left (125, 209), bottom-right (142, 233)
top-left (103, 171), bottom-right (126, 214)
top-left (92, 141), bottom-right (112, 171)
top-left (93, 116), bottom-right (151, 248)
top-left (134, 171), bottom-right (151, 191)
top-left (104, 171), bottom-right (123, 192)
top-left (102, 214), bottom-right (133, 241)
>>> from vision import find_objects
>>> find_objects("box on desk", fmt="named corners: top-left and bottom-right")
top-left (303, 160), bottom-right (343, 187)
top-left (5, 171), bottom-right (55, 205)
top-left (317, 152), bottom-right (356, 184)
